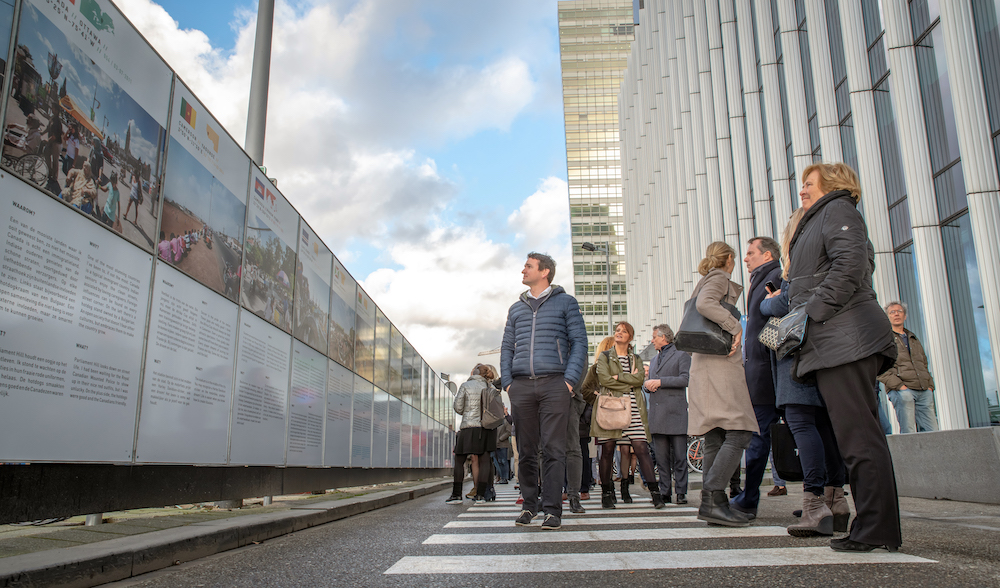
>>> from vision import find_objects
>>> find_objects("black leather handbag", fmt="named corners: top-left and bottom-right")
top-left (674, 297), bottom-right (742, 355)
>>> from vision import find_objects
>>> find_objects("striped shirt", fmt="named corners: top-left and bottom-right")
top-left (598, 354), bottom-right (646, 444)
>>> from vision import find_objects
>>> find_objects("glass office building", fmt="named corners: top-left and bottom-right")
top-left (558, 0), bottom-right (635, 353)
top-left (619, 0), bottom-right (1000, 430)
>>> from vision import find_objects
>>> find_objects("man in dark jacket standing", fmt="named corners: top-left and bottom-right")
top-left (501, 252), bottom-right (588, 530)
top-left (731, 237), bottom-right (783, 519)
top-left (643, 324), bottom-right (691, 505)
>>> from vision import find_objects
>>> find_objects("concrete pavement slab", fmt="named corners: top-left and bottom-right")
top-left (0, 478), bottom-right (450, 588)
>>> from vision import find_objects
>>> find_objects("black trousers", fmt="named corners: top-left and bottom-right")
top-left (815, 354), bottom-right (901, 548)
top-left (651, 434), bottom-right (688, 495)
top-left (510, 374), bottom-right (570, 518)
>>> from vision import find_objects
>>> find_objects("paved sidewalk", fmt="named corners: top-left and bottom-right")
top-left (0, 478), bottom-right (450, 588)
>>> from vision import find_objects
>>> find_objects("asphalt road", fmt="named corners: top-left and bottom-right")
top-left (104, 485), bottom-right (1000, 588)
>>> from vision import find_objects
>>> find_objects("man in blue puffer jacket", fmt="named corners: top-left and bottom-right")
top-left (501, 252), bottom-right (588, 530)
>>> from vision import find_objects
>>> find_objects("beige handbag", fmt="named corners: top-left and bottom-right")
top-left (594, 391), bottom-right (632, 430)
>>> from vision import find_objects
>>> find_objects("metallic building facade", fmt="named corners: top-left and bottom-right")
top-left (558, 0), bottom-right (635, 353)
top-left (618, 0), bottom-right (1000, 429)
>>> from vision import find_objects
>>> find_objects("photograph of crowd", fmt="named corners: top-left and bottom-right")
top-left (242, 214), bottom-right (297, 333)
top-left (293, 255), bottom-right (332, 354)
top-left (2, 1), bottom-right (166, 253)
top-left (159, 136), bottom-right (247, 302)
top-left (354, 290), bottom-right (375, 382)
top-left (329, 260), bottom-right (356, 371)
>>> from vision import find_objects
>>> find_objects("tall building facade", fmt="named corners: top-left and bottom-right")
top-left (558, 0), bottom-right (635, 353)
top-left (619, 0), bottom-right (1000, 430)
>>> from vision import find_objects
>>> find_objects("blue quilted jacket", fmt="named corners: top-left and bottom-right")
top-left (500, 285), bottom-right (589, 391)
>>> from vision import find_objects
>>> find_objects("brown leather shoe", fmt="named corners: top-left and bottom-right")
top-left (768, 485), bottom-right (787, 496)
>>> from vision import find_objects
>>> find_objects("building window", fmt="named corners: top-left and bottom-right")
top-left (941, 213), bottom-right (998, 426)
top-left (873, 80), bottom-right (907, 206)
top-left (971, 0), bottom-right (1000, 180)
top-left (893, 244), bottom-right (927, 343)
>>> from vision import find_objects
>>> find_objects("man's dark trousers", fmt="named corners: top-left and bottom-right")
top-left (733, 403), bottom-right (780, 511)
top-left (510, 374), bottom-right (570, 518)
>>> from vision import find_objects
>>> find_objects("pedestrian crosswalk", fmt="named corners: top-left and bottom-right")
top-left (384, 487), bottom-right (934, 575)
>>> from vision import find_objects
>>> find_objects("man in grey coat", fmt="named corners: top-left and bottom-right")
top-left (643, 324), bottom-right (692, 505)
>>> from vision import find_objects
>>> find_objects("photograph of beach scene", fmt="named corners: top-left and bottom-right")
top-left (158, 137), bottom-right (247, 302)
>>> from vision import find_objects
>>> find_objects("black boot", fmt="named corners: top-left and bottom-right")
top-left (650, 490), bottom-right (666, 509)
top-left (601, 483), bottom-right (616, 509)
top-left (698, 490), bottom-right (750, 527)
top-left (621, 478), bottom-right (633, 503)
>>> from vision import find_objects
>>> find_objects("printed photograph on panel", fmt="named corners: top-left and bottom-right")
top-left (2, 0), bottom-right (169, 252)
top-left (241, 175), bottom-right (298, 334)
top-left (354, 288), bottom-right (375, 382)
top-left (159, 138), bottom-right (246, 301)
top-left (294, 223), bottom-right (331, 354)
top-left (0, 0), bottom-right (14, 90)
top-left (329, 257), bottom-right (356, 370)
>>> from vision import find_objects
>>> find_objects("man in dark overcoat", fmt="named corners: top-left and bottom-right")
top-left (731, 237), bottom-right (783, 519)
top-left (643, 324), bottom-right (691, 505)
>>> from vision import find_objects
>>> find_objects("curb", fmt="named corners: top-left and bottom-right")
top-left (0, 479), bottom-right (450, 588)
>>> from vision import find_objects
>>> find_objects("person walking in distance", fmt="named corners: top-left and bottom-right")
top-left (643, 324), bottom-right (692, 505)
top-left (878, 302), bottom-right (938, 433)
top-left (730, 237), bottom-right (783, 520)
top-left (501, 253), bottom-right (588, 530)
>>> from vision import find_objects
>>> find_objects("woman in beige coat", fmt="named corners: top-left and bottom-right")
top-left (687, 242), bottom-right (758, 527)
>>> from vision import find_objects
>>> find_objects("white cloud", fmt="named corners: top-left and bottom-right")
top-left (362, 177), bottom-right (572, 378)
top-left (115, 1), bottom-right (569, 378)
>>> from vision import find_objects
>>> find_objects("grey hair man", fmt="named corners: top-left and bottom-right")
top-left (643, 324), bottom-right (692, 505)
top-left (877, 302), bottom-right (938, 433)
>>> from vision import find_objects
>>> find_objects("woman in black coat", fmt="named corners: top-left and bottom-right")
top-left (786, 163), bottom-right (899, 552)
top-left (763, 208), bottom-right (847, 538)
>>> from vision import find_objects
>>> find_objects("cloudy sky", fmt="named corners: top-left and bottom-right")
top-left (116, 0), bottom-right (574, 381)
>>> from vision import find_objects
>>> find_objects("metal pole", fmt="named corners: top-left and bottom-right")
top-left (606, 246), bottom-right (612, 336)
top-left (245, 0), bottom-right (275, 165)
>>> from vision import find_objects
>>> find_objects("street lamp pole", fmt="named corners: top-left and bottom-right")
top-left (246, 0), bottom-right (275, 166)
top-left (582, 242), bottom-right (613, 336)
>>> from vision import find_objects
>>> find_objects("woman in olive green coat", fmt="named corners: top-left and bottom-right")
top-left (591, 322), bottom-right (664, 509)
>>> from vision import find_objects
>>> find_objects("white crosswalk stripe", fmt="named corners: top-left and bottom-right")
top-left (385, 547), bottom-right (933, 574)
top-left (424, 526), bottom-right (791, 544)
top-left (445, 516), bottom-right (701, 528)
top-left (458, 507), bottom-right (698, 517)
top-left (384, 487), bottom-right (936, 575)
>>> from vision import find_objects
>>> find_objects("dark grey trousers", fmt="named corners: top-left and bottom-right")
top-left (652, 433), bottom-right (689, 495)
top-left (702, 428), bottom-right (753, 493)
top-left (564, 394), bottom-right (585, 498)
top-left (510, 374), bottom-right (570, 517)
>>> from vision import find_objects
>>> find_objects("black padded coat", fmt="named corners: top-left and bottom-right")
top-left (786, 190), bottom-right (897, 378)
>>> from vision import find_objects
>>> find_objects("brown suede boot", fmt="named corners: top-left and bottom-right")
top-left (787, 492), bottom-right (834, 537)
top-left (825, 486), bottom-right (850, 532)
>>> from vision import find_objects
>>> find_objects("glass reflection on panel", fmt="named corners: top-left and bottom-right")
top-left (971, 0), bottom-right (1000, 134)
top-left (941, 215), bottom-right (997, 426)
top-left (893, 245), bottom-right (927, 343)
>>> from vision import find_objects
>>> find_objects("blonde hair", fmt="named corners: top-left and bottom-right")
top-left (802, 162), bottom-right (862, 203)
top-left (780, 208), bottom-right (806, 280)
top-left (471, 364), bottom-right (497, 380)
top-left (594, 336), bottom-right (615, 364)
top-left (698, 241), bottom-right (736, 276)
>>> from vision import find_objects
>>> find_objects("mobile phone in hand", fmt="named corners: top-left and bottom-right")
top-left (765, 281), bottom-right (777, 293)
